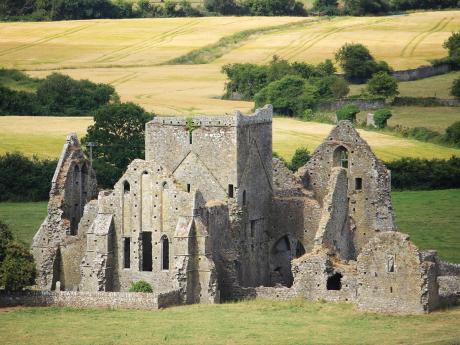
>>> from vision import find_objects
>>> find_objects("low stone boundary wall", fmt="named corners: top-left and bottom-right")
top-left (0, 290), bottom-right (182, 310)
top-left (318, 98), bottom-right (385, 111)
top-left (392, 64), bottom-right (452, 82)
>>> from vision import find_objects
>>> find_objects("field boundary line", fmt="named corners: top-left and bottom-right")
top-left (400, 17), bottom-right (447, 58)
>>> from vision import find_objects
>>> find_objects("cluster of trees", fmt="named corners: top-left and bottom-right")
top-left (0, 221), bottom-right (36, 292)
top-left (223, 56), bottom-right (349, 116)
top-left (312, 0), bottom-right (459, 15)
top-left (0, 0), bottom-right (307, 20)
top-left (0, 71), bottom-right (117, 116)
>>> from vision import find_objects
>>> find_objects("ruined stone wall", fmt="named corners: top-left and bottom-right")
top-left (297, 121), bottom-right (395, 256)
top-left (0, 290), bottom-right (181, 310)
top-left (32, 134), bottom-right (97, 290)
top-left (356, 232), bottom-right (439, 314)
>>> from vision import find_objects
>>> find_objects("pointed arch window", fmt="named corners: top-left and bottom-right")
top-left (123, 180), bottom-right (130, 194)
top-left (333, 146), bottom-right (349, 169)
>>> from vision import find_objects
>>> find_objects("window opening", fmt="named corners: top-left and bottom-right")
top-left (141, 232), bottom-right (152, 271)
top-left (327, 272), bottom-right (343, 290)
top-left (161, 236), bottom-right (169, 270)
top-left (124, 238), bottom-right (131, 269)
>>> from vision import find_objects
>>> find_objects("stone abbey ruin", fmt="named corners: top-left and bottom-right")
top-left (32, 105), bottom-right (460, 314)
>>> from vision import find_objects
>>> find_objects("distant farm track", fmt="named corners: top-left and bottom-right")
top-left (0, 11), bottom-right (458, 115)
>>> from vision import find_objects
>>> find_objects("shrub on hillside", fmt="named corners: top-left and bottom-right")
top-left (445, 121), bottom-right (460, 147)
top-left (335, 43), bottom-right (392, 83)
top-left (0, 221), bottom-right (36, 292)
top-left (443, 31), bottom-right (460, 66)
top-left (239, 0), bottom-right (307, 16)
top-left (129, 280), bottom-right (153, 293)
top-left (0, 153), bottom-right (56, 202)
top-left (451, 77), bottom-right (460, 98)
top-left (343, 0), bottom-right (389, 15)
top-left (0, 86), bottom-right (42, 115)
top-left (367, 72), bottom-right (399, 99)
top-left (312, 0), bottom-right (339, 14)
top-left (254, 75), bottom-right (318, 116)
top-left (203, 0), bottom-right (238, 14)
top-left (336, 104), bottom-right (360, 122)
top-left (373, 108), bottom-right (392, 129)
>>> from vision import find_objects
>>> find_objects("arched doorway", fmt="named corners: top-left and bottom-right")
top-left (333, 146), bottom-right (349, 169)
top-left (270, 235), bottom-right (305, 287)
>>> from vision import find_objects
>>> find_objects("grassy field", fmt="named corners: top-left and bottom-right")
top-left (1, 190), bottom-right (459, 263)
top-left (0, 299), bottom-right (459, 345)
top-left (0, 11), bottom-right (458, 115)
top-left (1, 116), bottom-right (459, 160)
top-left (349, 71), bottom-right (460, 99)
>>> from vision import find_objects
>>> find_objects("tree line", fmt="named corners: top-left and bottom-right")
top-left (1, 0), bottom-right (457, 21)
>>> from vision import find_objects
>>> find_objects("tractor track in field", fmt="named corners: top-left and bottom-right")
top-left (400, 17), bottom-right (452, 58)
top-left (0, 23), bottom-right (97, 58)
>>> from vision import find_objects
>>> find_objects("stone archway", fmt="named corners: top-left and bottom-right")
top-left (270, 235), bottom-right (305, 287)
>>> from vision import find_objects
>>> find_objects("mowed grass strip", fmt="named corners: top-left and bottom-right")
top-left (1, 116), bottom-right (459, 161)
top-left (0, 299), bottom-right (459, 345)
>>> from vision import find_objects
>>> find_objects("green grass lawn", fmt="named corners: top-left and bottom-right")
top-left (1, 189), bottom-right (459, 263)
top-left (0, 299), bottom-right (459, 345)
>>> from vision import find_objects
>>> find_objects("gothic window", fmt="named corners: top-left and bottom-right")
top-left (123, 181), bottom-right (130, 194)
top-left (161, 235), bottom-right (169, 270)
top-left (228, 184), bottom-right (234, 198)
top-left (355, 177), bottom-right (362, 190)
top-left (333, 146), bottom-right (349, 169)
top-left (387, 254), bottom-right (395, 272)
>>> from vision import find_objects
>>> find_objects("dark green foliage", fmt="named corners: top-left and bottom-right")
top-left (445, 121), bottom-right (460, 146)
top-left (0, 220), bottom-right (36, 292)
top-left (288, 147), bottom-right (310, 171)
top-left (239, 0), bottom-right (307, 16)
top-left (36, 73), bottom-right (117, 115)
top-left (0, 70), bottom-right (117, 116)
top-left (335, 43), bottom-right (392, 83)
top-left (443, 31), bottom-right (460, 65)
top-left (0, 153), bottom-right (56, 201)
top-left (82, 103), bottom-right (154, 188)
top-left (254, 75), bottom-right (317, 116)
top-left (336, 104), bottom-right (359, 122)
top-left (373, 108), bottom-right (392, 129)
top-left (451, 77), bottom-right (460, 98)
top-left (203, 0), bottom-right (238, 14)
top-left (386, 157), bottom-right (460, 190)
top-left (312, 0), bottom-right (339, 14)
top-left (367, 72), bottom-right (399, 99)
top-left (129, 280), bottom-right (153, 293)
top-left (0, 221), bottom-right (13, 263)
top-left (0, 241), bottom-right (36, 292)
top-left (312, 75), bottom-right (349, 100)
top-left (222, 56), bottom-right (336, 102)
top-left (344, 0), bottom-right (389, 15)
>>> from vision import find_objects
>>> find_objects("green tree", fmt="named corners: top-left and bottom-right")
top-left (203, 0), bottom-right (238, 14)
top-left (254, 75), bottom-right (317, 116)
top-left (373, 108), bottom-right (392, 128)
top-left (335, 43), bottom-right (391, 83)
top-left (312, 0), bottom-right (339, 14)
top-left (451, 77), bottom-right (460, 98)
top-left (0, 221), bottom-right (36, 292)
top-left (445, 121), bottom-right (460, 146)
top-left (367, 72), bottom-right (399, 99)
top-left (344, 0), bottom-right (390, 15)
top-left (443, 31), bottom-right (460, 63)
top-left (289, 147), bottom-right (310, 171)
top-left (82, 103), bottom-right (154, 188)
top-left (336, 104), bottom-right (360, 122)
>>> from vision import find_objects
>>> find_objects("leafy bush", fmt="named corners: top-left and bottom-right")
top-left (443, 31), bottom-right (460, 67)
top-left (82, 103), bottom-right (154, 188)
top-left (0, 86), bottom-right (42, 115)
top-left (129, 280), bottom-right (153, 293)
top-left (373, 109), bottom-right (392, 129)
top-left (239, 0), bottom-right (307, 16)
top-left (222, 63), bottom-right (269, 100)
top-left (336, 104), bottom-right (359, 122)
top-left (386, 156), bottom-right (460, 190)
top-left (254, 75), bottom-right (317, 116)
top-left (203, 0), bottom-right (238, 14)
top-left (312, 0), bottom-right (339, 14)
top-left (288, 147), bottom-right (310, 171)
top-left (335, 43), bottom-right (392, 83)
top-left (0, 153), bottom-right (56, 201)
top-left (445, 121), bottom-right (460, 146)
top-left (343, 0), bottom-right (389, 15)
top-left (367, 72), bottom-right (399, 99)
top-left (451, 77), bottom-right (460, 98)
top-left (0, 221), bottom-right (36, 292)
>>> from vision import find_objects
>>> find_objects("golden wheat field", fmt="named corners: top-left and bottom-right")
top-left (1, 116), bottom-right (459, 161)
top-left (0, 11), bottom-right (459, 115)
